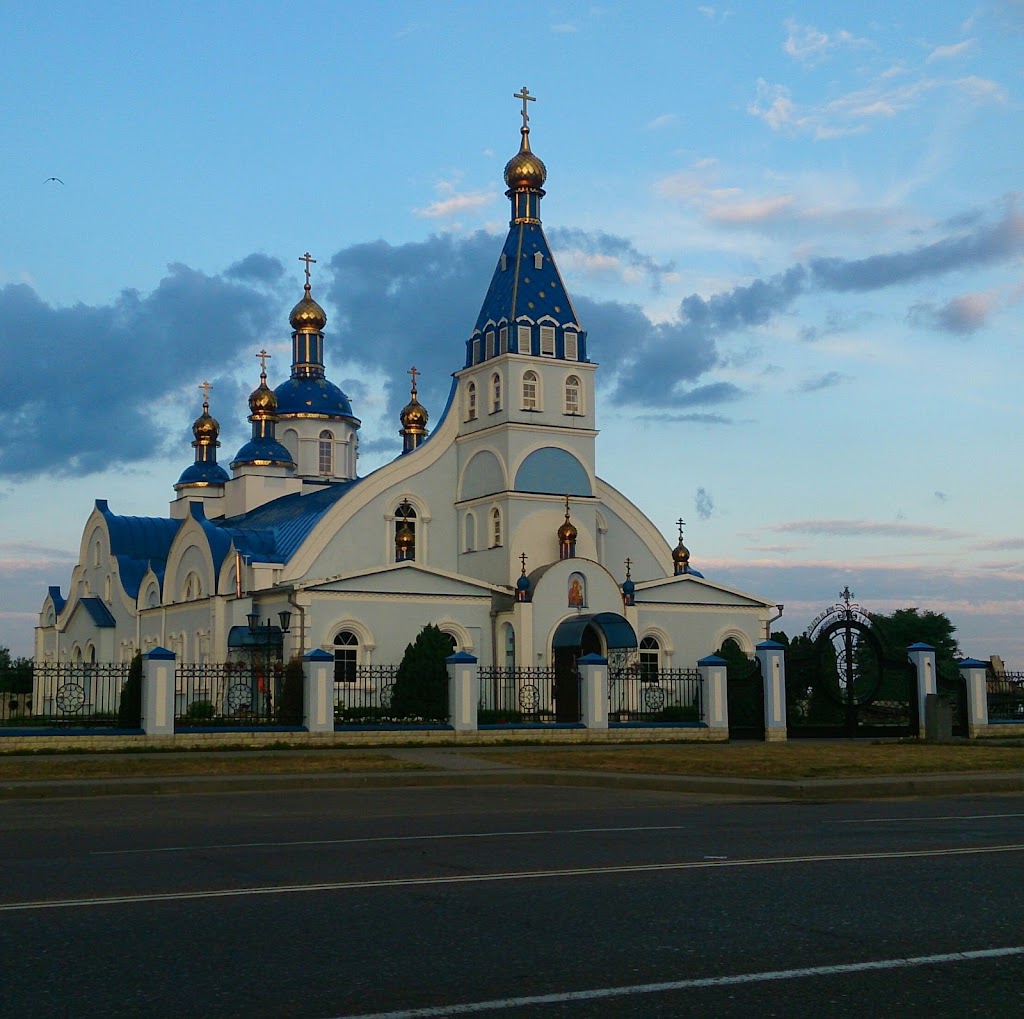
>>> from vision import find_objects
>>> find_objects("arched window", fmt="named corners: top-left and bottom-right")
top-left (490, 507), bottom-right (502, 547)
top-left (564, 375), bottom-right (582, 415)
top-left (522, 370), bottom-right (539, 411)
top-left (464, 512), bottom-right (476, 552)
top-left (104, 575), bottom-right (112, 604)
top-left (319, 430), bottom-right (334, 476)
top-left (334, 630), bottom-right (359, 684)
top-left (639, 636), bottom-right (661, 681)
top-left (466, 381), bottom-right (477, 421)
top-left (394, 501), bottom-right (416, 561)
top-left (491, 372), bottom-right (502, 413)
top-left (93, 539), bottom-right (101, 567)
top-left (503, 623), bottom-right (516, 668)
top-left (183, 572), bottom-right (202, 601)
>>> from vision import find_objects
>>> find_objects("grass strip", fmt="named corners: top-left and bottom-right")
top-left (477, 743), bottom-right (1024, 781)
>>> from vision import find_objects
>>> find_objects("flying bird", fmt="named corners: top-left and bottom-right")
top-left (44, 177), bottom-right (64, 185)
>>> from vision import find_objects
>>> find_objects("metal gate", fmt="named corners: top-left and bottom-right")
top-left (786, 589), bottom-right (918, 739)
top-left (727, 658), bottom-right (764, 740)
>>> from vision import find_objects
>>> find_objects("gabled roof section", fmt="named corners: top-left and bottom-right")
top-left (96, 499), bottom-right (182, 599)
top-left (219, 479), bottom-right (361, 564)
top-left (80, 597), bottom-right (116, 628)
top-left (47, 586), bottom-right (66, 615)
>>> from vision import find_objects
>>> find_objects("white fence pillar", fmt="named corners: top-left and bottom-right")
top-left (141, 647), bottom-right (175, 735)
top-left (578, 653), bottom-right (608, 729)
top-left (756, 640), bottom-right (787, 742)
top-left (697, 654), bottom-right (728, 735)
top-left (446, 652), bottom-right (478, 731)
top-left (303, 649), bottom-right (334, 733)
top-left (908, 643), bottom-right (937, 738)
top-left (959, 658), bottom-right (989, 737)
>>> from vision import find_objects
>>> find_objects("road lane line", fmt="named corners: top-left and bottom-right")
top-left (836, 812), bottom-right (1024, 824)
top-left (3, 842), bottom-right (1023, 913)
top-left (326, 947), bottom-right (1024, 1018)
top-left (90, 823), bottom-right (692, 856)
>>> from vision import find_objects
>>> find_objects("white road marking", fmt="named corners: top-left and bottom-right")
top-left (327, 947), bottom-right (1024, 1018)
top-left (836, 812), bottom-right (1024, 824)
top-left (3, 842), bottom-right (1023, 913)
top-left (90, 824), bottom-right (692, 856)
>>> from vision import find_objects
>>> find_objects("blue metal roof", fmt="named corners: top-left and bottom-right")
top-left (80, 597), bottom-right (116, 628)
top-left (48, 586), bottom-right (66, 615)
top-left (230, 436), bottom-right (296, 469)
top-left (97, 500), bottom-right (182, 599)
top-left (176, 460), bottom-right (230, 487)
top-left (220, 479), bottom-right (360, 564)
top-left (274, 377), bottom-right (358, 420)
top-left (552, 612), bottom-right (638, 650)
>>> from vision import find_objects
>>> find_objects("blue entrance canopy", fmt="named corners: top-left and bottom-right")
top-left (552, 611), bottom-right (637, 650)
top-left (227, 625), bottom-right (284, 648)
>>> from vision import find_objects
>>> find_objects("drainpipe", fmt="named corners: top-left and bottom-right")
top-left (765, 603), bottom-right (785, 641)
top-left (287, 588), bottom-right (306, 659)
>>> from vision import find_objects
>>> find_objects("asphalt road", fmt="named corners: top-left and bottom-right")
top-left (1, 786), bottom-right (1022, 1017)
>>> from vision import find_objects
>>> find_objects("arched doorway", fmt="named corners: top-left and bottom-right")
top-left (551, 612), bottom-right (637, 722)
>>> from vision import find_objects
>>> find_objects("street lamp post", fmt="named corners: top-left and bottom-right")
top-left (246, 610), bottom-right (292, 722)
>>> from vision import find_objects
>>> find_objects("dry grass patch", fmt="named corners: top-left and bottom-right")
top-left (480, 743), bottom-right (1024, 781)
top-left (0, 753), bottom-right (423, 783)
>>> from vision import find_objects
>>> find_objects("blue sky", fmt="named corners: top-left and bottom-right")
top-left (1, 2), bottom-right (1021, 663)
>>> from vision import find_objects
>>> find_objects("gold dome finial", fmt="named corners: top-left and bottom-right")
top-left (504, 86), bottom-right (547, 193)
top-left (400, 366), bottom-right (429, 452)
top-left (672, 517), bottom-right (691, 575)
top-left (289, 252), bottom-right (327, 333)
top-left (248, 349), bottom-right (277, 418)
top-left (558, 494), bottom-right (578, 560)
top-left (192, 380), bottom-right (220, 446)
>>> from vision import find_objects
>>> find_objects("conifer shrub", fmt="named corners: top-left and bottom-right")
top-left (117, 653), bottom-right (143, 728)
top-left (389, 624), bottom-right (452, 722)
top-left (277, 656), bottom-right (304, 725)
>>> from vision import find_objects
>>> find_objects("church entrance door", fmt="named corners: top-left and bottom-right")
top-left (551, 613), bottom-right (637, 724)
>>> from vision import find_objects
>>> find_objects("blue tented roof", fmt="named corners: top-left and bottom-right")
top-left (80, 597), bottom-right (116, 628)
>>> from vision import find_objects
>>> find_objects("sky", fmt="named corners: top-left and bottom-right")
top-left (1, 2), bottom-right (1021, 665)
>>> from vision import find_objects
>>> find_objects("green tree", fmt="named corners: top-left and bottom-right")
top-left (390, 624), bottom-right (453, 722)
top-left (868, 607), bottom-right (961, 682)
top-left (0, 646), bottom-right (32, 694)
top-left (117, 653), bottom-right (143, 728)
top-left (277, 656), bottom-right (304, 725)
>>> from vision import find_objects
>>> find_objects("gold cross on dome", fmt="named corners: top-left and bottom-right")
top-left (520, 552), bottom-right (528, 574)
top-left (198, 380), bottom-right (213, 406)
top-left (514, 86), bottom-right (536, 129)
top-left (624, 557), bottom-right (632, 579)
top-left (298, 251), bottom-right (316, 286)
top-left (408, 365), bottom-right (420, 394)
top-left (256, 348), bottom-right (272, 373)
top-left (676, 518), bottom-right (686, 541)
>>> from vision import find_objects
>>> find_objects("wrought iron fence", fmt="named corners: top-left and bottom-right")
top-left (334, 664), bottom-right (447, 725)
top-left (608, 668), bottom-right (703, 723)
top-left (1, 663), bottom-right (130, 728)
top-left (174, 662), bottom-right (297, 727)
top-left (987, 671), bottom-right (1024, 722)
top-left (478, 667), bottom-right (558, 724)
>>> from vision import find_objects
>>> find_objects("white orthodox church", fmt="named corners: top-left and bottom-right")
top-left (36, 93), bottom-right (779, 685)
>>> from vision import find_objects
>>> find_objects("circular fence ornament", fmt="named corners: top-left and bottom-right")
top-left (226, 682), bottom-right (252, 713)
top-left (519, 684), bottom-right (540, 712)
top-left (56, 682), bottom-right (86, 713)
top-left (642, 684), bottom-right (667, 711)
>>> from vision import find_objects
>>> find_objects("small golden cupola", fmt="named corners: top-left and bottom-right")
top-left (230, 350), bottom-right (296, 472)
top-left (399, 366), bottom-right (429, 454)
top-left (558, 495), bottom-right (578, 560)
top-left (672, 518), bottom-right (690, 576)
top-left (504, 86), bottom-right (547, 224)
top-left (289, 253), bottom-right (328, 335)
top-left (175, 381), bottom-right (230, 491)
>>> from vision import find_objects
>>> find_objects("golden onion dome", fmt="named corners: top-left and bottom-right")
top-left (248, 372), bottom-right (277, 416)
top-left (504, 129), bottom-right (547, 191)
top-left (192, 406), bottom-right (219, 443)
top-left (557, 511), bottom-right (578, 543)
top-left (400, 395), bottom-right (428, 430)
top-left (289, 283), bottom-right (327, 333)
top-left (672, 539), bottom-right (690, 567)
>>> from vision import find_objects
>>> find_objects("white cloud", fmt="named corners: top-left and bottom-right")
top-left (551, 22), bottom-right (577, 33)
top-left (927, 39), bottom-right (976, 62)
top-left (783, 19), bottom-right (870, 65)
top-left (645, 114), bottom-right (677, 130)
top-left (707, 194), bottom-right (796, 224)
top-left (413, 186), bottom-right (496, 219)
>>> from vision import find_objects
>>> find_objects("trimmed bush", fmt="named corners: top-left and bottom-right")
top-left (389, 625), bottom-right (452, 722)
top-left (277, 657), bottom-right (304, 725)
top-left (117, 653), bottom-right (143, 728)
